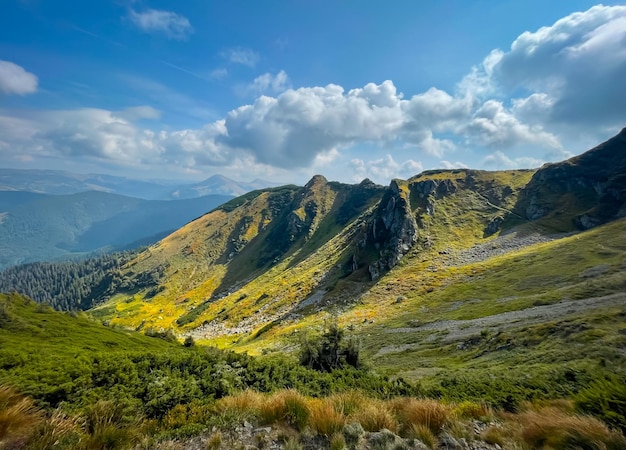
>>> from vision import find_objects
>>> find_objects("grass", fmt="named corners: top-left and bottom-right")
top-left (2, 378), bottom-right (625, 449)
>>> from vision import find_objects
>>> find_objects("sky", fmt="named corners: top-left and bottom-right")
top-left (1, 1), bottom-right (625, 185)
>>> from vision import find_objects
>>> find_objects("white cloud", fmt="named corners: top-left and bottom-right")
top-left (350, 155), bottom-right (423, 183)
top-left (490, 4), bottom-right (626, 127)
top-left (243, 70), bottom-right (290, 96)
top-left (223, 48), bottom-right (260, 67)
top-left (465, 100), bottom-right (561, 149)
top-left (0, 60), bottom-right (38, 95)
top-left (128, 8), bottom-right (193, 40)
top-left (483, 151), bottom-right (544, 170)
top-left (4, 5), bottom-right (625, 183)
top-left (440, 160), bottom-right (468, 170)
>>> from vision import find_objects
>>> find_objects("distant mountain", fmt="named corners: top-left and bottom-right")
top-left (0, 190), bottom-right (232, 269)
top-left (0, 168), bottom-right (278, 199)
top-left (166, 174), bottom-right (280, 199)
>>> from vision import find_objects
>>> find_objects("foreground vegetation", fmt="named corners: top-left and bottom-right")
top-left (1, 292), bottom-right (625, 448)
top-left (2, 385), bottom-right (625, 449)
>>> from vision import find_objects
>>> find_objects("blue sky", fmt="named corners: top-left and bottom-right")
top-left (1, 1), bottom-right (625, 185)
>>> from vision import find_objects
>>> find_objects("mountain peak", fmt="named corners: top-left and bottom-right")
top-left (304, 174), bottom-right (328, 189)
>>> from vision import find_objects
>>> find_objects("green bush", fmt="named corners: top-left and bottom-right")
top-left (576, 375), bottom-right (626, 433)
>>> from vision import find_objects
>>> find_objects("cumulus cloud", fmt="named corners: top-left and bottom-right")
top-left (4, 5), bottom-right (625, 182)
top-left (128, 8), bottom-right (193, 40)
top-left (465, 100), bottom-right (561, 149)
top-left (483, 151), bottom-right (543, 170)
top-left (0, 60), bottom-right (38, 95)
top-left (490, 4), bottom-right (626, 127)
top-left (243, 70), bottom-right (290, 96)
top-left (351, 155), bottom-right (423, 183)
top-left (223, 48), bottom-right (260, 67)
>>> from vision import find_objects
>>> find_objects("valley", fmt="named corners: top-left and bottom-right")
top-left (1, 129), bottom-right (625, 449)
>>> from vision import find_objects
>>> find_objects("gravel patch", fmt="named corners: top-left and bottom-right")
top-left (377, 293), bottom-right (626, 356)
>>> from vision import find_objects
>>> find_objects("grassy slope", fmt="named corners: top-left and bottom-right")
top-left (93, 181), bottom-right (385, 335)
top-left (89, 164), bottom-right (626, 401)
top-left (0, 292), bottom-right (174, 402)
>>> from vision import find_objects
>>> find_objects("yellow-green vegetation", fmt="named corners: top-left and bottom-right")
top-left (81, 165), bottom-right (626, 413)
top-left (8, 384), bottom-right (624, 449)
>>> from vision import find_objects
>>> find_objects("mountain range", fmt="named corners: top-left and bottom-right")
top-left (34, 127), bottom-right (613, 385)
top-left (0, 168), bottom-right (278, 199)
top-left (0, 190), bottom-right (232, 269)
top-left (1, 128), bottom-right (625, 448)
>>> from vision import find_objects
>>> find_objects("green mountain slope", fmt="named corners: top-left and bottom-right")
top-left (0, 191), bottom-right (232, 268)
top-left (91, 130), bottom-right (626, 350)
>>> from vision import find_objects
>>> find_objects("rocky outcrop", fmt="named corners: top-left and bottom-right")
top-left (517, 127), bottom-right (626, 229)
top-left (368, 180), bottom-right (418, 280)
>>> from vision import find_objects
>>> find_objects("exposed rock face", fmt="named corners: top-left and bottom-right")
top-left (518, 127), bottom-right (626, 229)
top-left (368, 180), bottom-right (418, 279)
top-left (484, 216), bottom-right (504, 237)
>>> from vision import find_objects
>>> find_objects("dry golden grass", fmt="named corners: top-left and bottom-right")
top-left (515, 407), bottom-right (626, 450)
top-left (27, 409), bottom-right (81, 450)
top-left (215, 389), bottom-right (264, 416)
top-left (0, 385), bottom-right (42, 443)
top-left (259, 390), bottom-right (310, 430)
top-left (390, 398), bottom-right (451, 436)
top-left (308, 398), bottom-right (345, 436)
top-left (329, 391), bottom-right (368, 416)
top-left (350, 399), bottom-right (398, 433)
top-left (329, 432), bottom-right (347, 450)
top-left (205, 430), bottom-right (222, 450)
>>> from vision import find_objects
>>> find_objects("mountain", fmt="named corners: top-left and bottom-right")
top-left (0, 168), bottom-right (278, 199)
top-left (78, 129), bottom-right (626, 388)
top-left (1, 129), bottom-right (624, 405)
top-left (166, 174), bottom-right (281, 199)
top-left (0, 190), bottom-right (232, 269)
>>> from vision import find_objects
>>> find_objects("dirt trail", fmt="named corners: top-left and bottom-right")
top-left (376, 293), bottom-right (626, 356)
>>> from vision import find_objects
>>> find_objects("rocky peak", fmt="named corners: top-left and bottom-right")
top-left (304, 175), bottom-right (328, 190)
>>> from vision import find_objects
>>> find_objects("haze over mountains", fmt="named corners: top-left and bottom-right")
top-left (0, 168), bottom-right (278, 200)
top-left (0, 190), bottom-right (233, 269)
top-left (0, 169), bottom-right (283, 268)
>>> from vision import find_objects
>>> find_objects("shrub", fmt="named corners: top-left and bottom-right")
top-left (299, 320), bottom-right (360, 372)
top-left (452, 400), bottom-right (491, 420)
top-left (576, 375), bottom-right (626, 433)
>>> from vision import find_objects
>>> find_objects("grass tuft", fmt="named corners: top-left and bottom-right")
top-left (351, 399), bottom-right (398, 433)
top-left (516, 406), bottom-right (626, 450)
top-left (391, 398), bottom-right (450, 436)
top-left (308, 398), bottom-right (346, 436)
